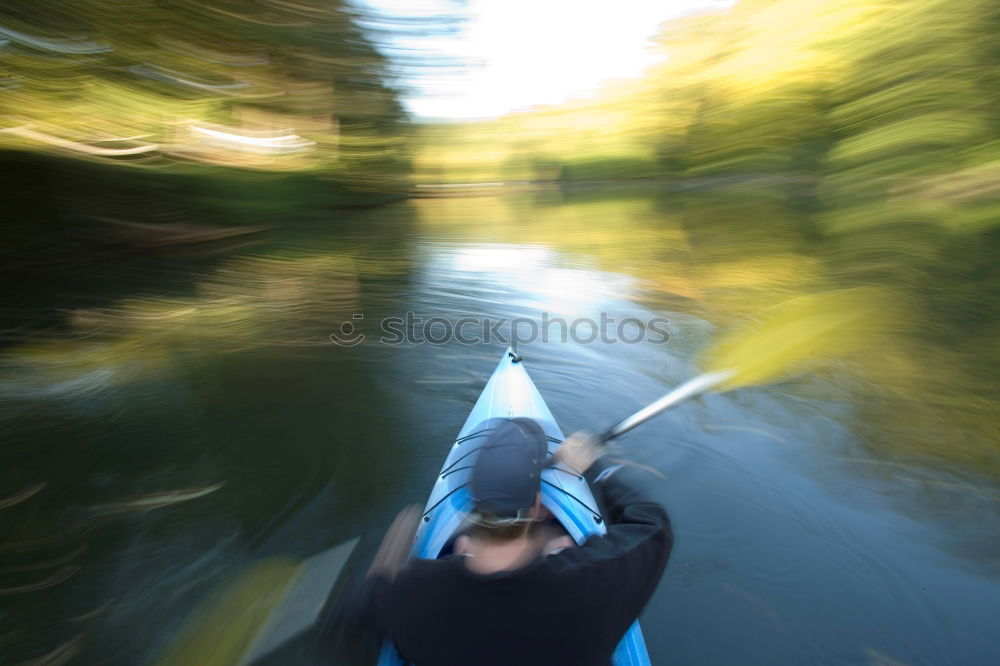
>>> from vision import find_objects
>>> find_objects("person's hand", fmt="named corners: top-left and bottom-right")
top-left (555, 431), bottom-right (602, 474)
top-left (368, 504), bottom-right (421, 578)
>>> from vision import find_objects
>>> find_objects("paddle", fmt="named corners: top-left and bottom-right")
top-left (596, 288), bottom-right (890, 443)
top-left (155, 537), bottom-right (359, 666)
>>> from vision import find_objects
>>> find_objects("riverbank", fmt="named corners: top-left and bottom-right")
top-left (409, 174), bottom-right (818, 198)
top-left (0, 149), bottom-right (409, 273)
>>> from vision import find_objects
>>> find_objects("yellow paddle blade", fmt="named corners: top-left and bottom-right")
top-left (154, 558), bottom-right (302, 666)
top-left (155, 537), bottom-right (358, 666)
top-left (703, 288), bottom-right (893, 390)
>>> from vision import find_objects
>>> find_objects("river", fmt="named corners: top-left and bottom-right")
top-left (2, 184), bottom-right (998, 665)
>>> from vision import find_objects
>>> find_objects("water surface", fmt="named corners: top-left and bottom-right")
top-left (2, 186), bottom-right (998, 665)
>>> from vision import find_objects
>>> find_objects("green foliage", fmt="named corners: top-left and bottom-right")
top-left (0, 0), bottom-right (409, 186)
top-left (558, 155), bottom-right (660, 182)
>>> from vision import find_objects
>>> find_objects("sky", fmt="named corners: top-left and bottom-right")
top-left (360, 0), bottom-right (735, 119)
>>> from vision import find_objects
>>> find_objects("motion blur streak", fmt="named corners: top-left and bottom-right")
top-left (0, 0), bottom-right (407, 179)
top-left (703, 288), bottom-right (898, 390)
top-left (2, 0), bottom-right (1000, 664)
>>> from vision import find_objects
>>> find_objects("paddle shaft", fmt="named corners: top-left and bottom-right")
top-left (597, 370), bottom-right (734, 444)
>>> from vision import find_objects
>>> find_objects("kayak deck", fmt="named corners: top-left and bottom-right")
top-left (378, 349), bottom-right (651, 666)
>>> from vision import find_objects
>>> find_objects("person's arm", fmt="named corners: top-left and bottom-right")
top-left (553, 434), bottom-right (673, 627)
top-left (318, 506), bottom-right (420, 658)
top-left (556, 433), bottom-right (671, 531)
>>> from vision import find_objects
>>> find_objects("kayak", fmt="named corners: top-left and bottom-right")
top-left (377, 348), bottom-right (652, 666)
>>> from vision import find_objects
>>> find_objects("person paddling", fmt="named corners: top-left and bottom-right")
top-left (350, 417), bottom-right (673, 666)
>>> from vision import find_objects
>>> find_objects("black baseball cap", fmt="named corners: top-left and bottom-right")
top-left (469, 417), bottom-right (548, 523)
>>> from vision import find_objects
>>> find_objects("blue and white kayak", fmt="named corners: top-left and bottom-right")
top-left (377, 348), bottom-right (651, 666)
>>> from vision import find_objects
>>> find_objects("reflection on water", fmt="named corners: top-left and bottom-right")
top-left (2, 187), bottom-right (999, 665)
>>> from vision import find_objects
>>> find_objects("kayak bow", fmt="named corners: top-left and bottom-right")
top-left (378, 349), bottom-right (651, 666)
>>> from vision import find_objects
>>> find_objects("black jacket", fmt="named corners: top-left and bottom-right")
top-left (360, 459), bottom-right (672, 666)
